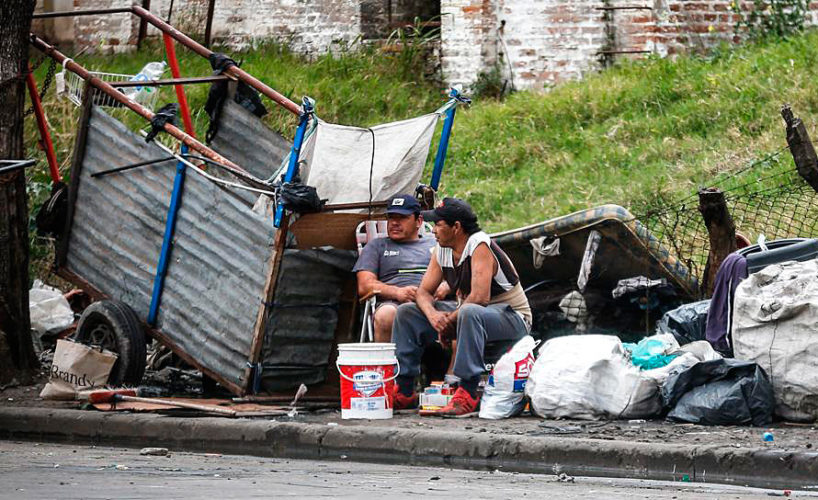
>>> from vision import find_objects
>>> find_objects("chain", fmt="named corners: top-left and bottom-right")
top-left (23, 58), bottom-right (57, 118)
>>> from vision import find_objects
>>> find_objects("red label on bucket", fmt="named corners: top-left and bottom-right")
top-left (339, 364), bottom-right (395, 411)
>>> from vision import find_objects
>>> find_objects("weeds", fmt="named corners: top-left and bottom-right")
top-left (732, 0), bottom-right (808, 40)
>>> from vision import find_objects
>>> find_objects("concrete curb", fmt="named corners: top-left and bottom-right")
top-left (1, 407), bottom-right (816, 490)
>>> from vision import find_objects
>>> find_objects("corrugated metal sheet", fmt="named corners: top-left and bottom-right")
top-left (210, 100), bottom-right (291, 181)
top-left (261, 247), bottom-right (356, 392)
top-left (66, 107), bottom-right (276, 389)
top-left (156, 158), bottom-right (276, 388)
top-left (65, 107), bottom-right (175, 316)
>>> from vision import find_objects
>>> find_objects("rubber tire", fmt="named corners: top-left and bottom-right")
top-left (74, 300), bottom-right (147, 386)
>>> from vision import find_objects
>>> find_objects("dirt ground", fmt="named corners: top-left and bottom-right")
top-left (2, 375), bottom-right (816, 454)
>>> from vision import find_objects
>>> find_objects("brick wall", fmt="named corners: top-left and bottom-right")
top-left (441, 0), bottom-right (818, 91)
top-left (35, 0), bottom-right (361, 56)
top-left (32, 1), bottom-right (818, 89)
top-left (440, 0), bottom-right (498, 90)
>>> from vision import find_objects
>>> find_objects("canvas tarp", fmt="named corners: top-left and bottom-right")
top-left (298, 113), bottom-right (439, 205)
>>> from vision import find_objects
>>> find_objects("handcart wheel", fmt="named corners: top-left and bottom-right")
top-left (74, 300), bottom-right (147, 386)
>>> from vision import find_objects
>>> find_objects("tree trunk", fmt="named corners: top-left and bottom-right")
top-left (0, 0), bottom-right (38, 383)
top-left (699, 187), bottom-right (737, 298)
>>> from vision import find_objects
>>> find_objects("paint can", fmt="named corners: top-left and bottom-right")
top-left (336, 343), bottom-right (398, 419)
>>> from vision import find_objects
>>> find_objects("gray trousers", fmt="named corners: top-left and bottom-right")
top-left (391, 301), bottom-right (528, 382)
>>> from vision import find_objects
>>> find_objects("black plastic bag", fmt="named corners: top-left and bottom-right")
top-left (661, 358), bottom-right (774, 426)
top-left (657, 300), bottom-right (710, 346)
top-left (145, 103), bottom-right (178, 143)
top-left (204, 53), bottom-right (267, 143)
top-left (35, 181), bottom-right (68, 238)
top-left (279, 182), bottom-right (325, 214)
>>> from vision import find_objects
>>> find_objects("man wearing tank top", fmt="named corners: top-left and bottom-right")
top-left (391, 197), bottom-right (532, 416)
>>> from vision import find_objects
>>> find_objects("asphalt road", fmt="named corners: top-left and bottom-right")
top-left (0, 440), bottom-right (812, 499)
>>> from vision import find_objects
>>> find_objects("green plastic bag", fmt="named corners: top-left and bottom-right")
top-left (623, 337), bottom-right (678, 370)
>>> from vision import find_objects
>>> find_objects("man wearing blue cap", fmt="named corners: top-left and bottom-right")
top-left (352, 194), bottom-right (438, 343)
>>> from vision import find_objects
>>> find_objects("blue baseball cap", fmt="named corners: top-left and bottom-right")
top-left (386, 194), bottom-right (421, 215)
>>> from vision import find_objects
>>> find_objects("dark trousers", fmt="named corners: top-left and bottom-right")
top-left (391, 301), bottom-right (528, 383)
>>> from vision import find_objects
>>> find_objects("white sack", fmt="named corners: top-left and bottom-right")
top-left (525, 335), bottom-right (662, 420)
top-left (29, 280), bottom-right (74, 336)
top-left (298, 113), bottom-right (438, 206)
top-left (525, 334), bottom-right (720, 420)
top-left (479, 335), bottom-right (536, 419)
top-left (732, 260), bottom-right (818, 421)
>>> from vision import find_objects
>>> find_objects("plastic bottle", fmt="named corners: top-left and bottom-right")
top-left (121, 61), bottom-right (167, 102)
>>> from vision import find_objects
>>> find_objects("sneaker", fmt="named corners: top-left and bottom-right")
top-left (391, 385), bottom-right (418, 410)
top-left (420, 386), bottom-right (478, 417)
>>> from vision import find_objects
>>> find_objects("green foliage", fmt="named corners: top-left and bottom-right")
top-left (471, 63), bottom-right (507, 100)
top-left (732, 0), bottom-right (808, 40)
top-left (385, 16), bottom-right (442, 82)
top-left (434, 30), bottom-right (818, 231)
top-left (24, 29), bottom-right (818, 245)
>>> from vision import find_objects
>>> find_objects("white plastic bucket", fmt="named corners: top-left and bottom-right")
top-left (337, 343), bottom-right (398, 419)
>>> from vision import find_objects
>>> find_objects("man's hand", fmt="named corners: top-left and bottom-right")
top-left (394, 285), bottom-right (418, 304)
top-left (430, 311), bottom-right (457, 348)
top-left (433, 281), bottom-right (451, 301)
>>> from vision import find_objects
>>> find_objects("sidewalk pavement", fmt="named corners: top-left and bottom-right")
top-left (1, 406), bottom-right (817, 491)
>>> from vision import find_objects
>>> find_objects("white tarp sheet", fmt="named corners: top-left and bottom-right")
top-left (733, 259), bottom-right (818, 421)
top-left (298, 113), bottom-right (439, 206)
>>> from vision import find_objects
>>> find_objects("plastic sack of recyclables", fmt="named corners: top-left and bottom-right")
top-left (623, 333), bottom-right (679, 370)
top-left (479, 335), bottom-right (536, 419)
top-left (29, 280), bottom-right (74, 336)
top-left (732, 260), bottom-right (818, 421)
top-left (525, 334), bottom-right (719, 420)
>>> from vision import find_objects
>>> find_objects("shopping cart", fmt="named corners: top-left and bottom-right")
top-left (65, 69), bottom-right (162, 110)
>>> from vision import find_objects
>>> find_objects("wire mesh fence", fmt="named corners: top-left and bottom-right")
top-left (629, 146), bottom-right (818, 288)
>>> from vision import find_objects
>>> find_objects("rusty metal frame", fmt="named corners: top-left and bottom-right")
top-left (33, 6), bottom-right (302, 116)
top-left (31, 8), bottom-right (409, 395)
top-left (30, 9), bottom-right (311, 396)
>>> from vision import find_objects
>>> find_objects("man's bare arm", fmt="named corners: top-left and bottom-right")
top-left (416, 253), bottom-right (444, 317)
top-left (356, 271), bottom-right (417, 303)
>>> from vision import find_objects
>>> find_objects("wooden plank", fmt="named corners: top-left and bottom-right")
top-left (244, 215), bottom-right (291, 393)
top-left (56, 84), bottom-right (93, 269)
top-left (289, 212), bottom-right (377, 250)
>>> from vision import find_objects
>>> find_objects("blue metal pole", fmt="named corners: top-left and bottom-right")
top-left (148, 144), bottom-right (188, 326)
top-left (274, 97), bottom-right (314, 228)
top-left (430, 88), bottom-right (460, 191)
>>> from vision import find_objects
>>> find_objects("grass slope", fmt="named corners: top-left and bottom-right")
top-left (26, 31), bottom-right (818, 241)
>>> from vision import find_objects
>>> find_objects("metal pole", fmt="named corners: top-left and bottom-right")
top-left (204, 0), bottom-right (216, 48)
top-left (29, 34), bottom-right (268, 190)
top-left (148, 144), bottom-right (189, 326)
top-left (137, 0), bottom-right (151, 49)
top-left (162, 32), bottom-right (196, 137)
top-left (0, 160), bottom-right (36, 175)
top-left (32, 8), bottom-right (132, 19)
top-left (108, 75), bottom-right (231, 87)
top-left (25, 65), bottom-right (61, 183)
top-left (132, 5), bottom-right (302, 116)
top-left (430, 88), bottom-right (460, 191)
top-left (274, 97), bottom-right (314, 228)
